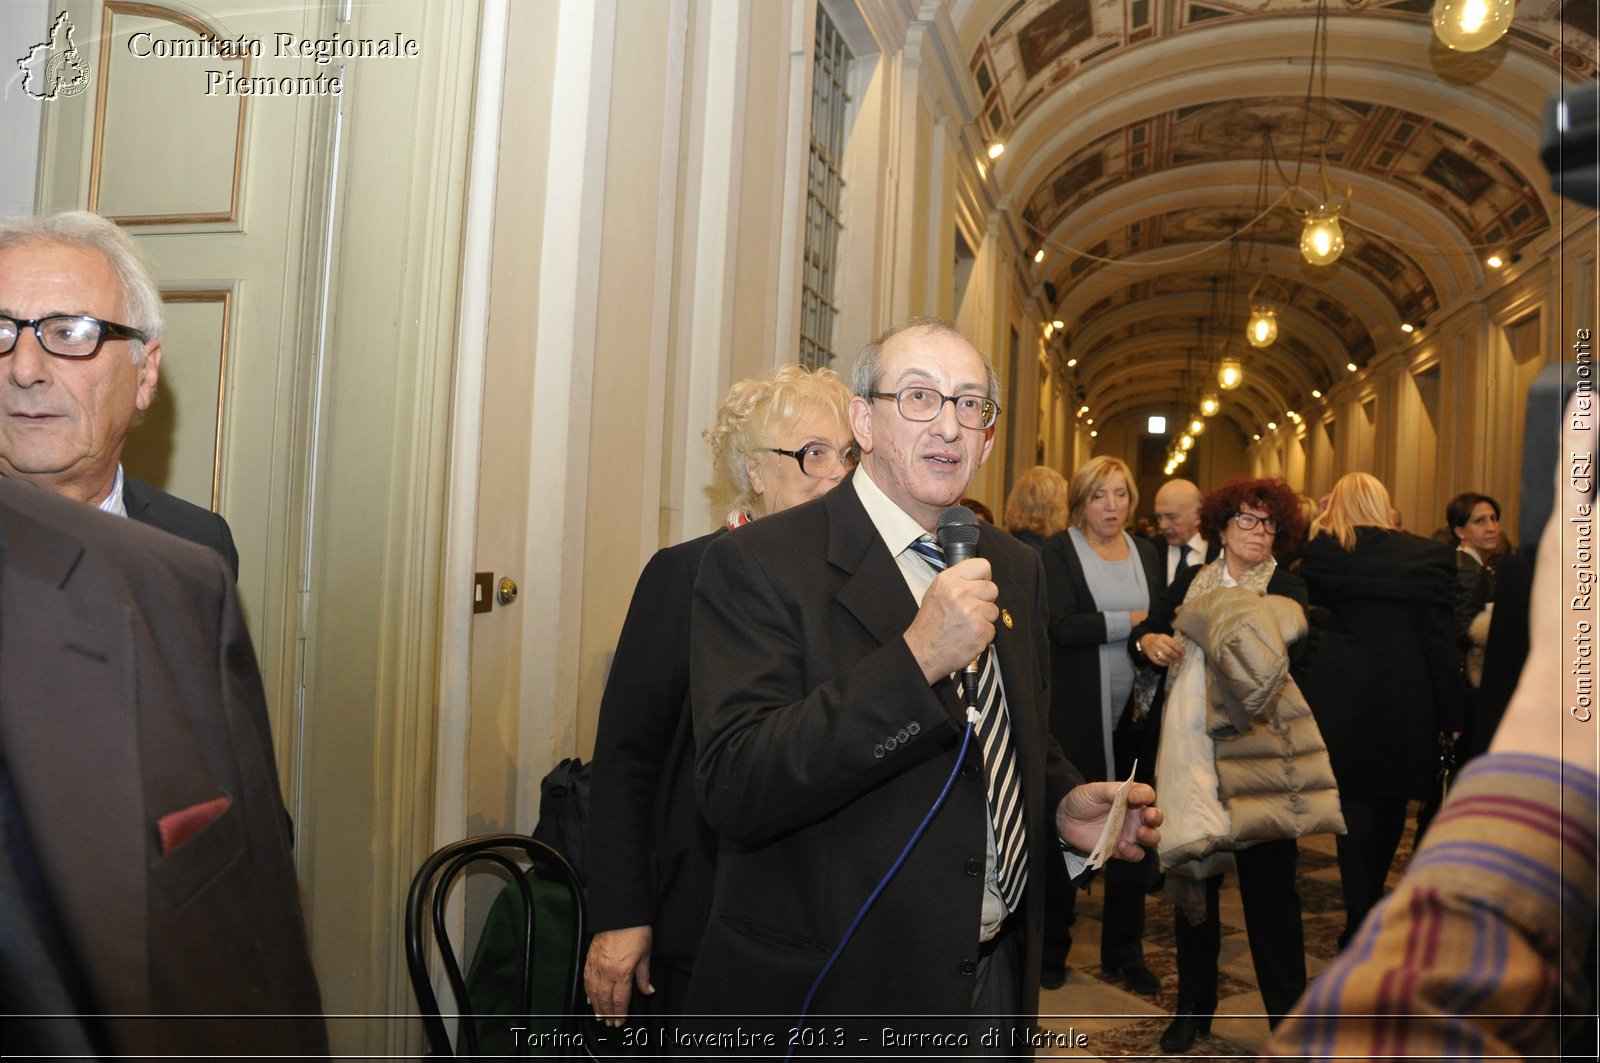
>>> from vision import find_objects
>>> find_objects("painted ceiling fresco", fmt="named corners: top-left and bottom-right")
top-left (1022, 98), bottom-right (1550, 257)
top-left (970, 0), bottom-right (1596, 140)
top-left (950, 0), bottom-right (1593, 423)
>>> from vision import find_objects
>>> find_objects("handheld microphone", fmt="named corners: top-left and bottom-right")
top-left (936, 505), bottom-right (984, 709)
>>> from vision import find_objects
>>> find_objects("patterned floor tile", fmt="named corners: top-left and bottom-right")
top-left (1037, 810), bottom-right (1420, 1059)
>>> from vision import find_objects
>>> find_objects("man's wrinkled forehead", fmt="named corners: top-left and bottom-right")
top-left (879, 327), bottom-right (987, 391)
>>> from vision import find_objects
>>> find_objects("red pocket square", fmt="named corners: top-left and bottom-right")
top-left (158, 795), bottom-right (231, 855)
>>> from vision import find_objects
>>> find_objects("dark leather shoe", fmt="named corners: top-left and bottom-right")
top-left (1105, 963), bottom-right (1161, 995)
top-left (1039, 965), bottom-right (1068, 990)
top-left (1159, 1013), bottom-right (1213, 1054)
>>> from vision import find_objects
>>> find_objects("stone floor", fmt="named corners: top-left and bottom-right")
top-left (1033, 817), bottom-right (1415, 1060)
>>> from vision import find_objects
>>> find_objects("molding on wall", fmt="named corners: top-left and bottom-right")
top-left (159, 287), bottom-right (232, 508)
top-left (89, 2), bottom-right (246, 224)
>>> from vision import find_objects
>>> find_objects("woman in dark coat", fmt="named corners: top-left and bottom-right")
top-left (1298, 472), bottom-right (1463, 947)
top-left (584, 366), bottom-right (854, 1026)
top-left (1038, 456), bottom-right (1161, 994)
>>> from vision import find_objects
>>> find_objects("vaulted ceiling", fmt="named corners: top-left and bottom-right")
top-left (949, 0), bottom-right (1596, 442)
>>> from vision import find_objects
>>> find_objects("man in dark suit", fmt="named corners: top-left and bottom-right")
top-left (1152, 478), bottom-right (1215, 589)
top-left (0, 211), bottom-right (239, 575)
top-left (0, 475), bottom-right (325, 1057)
top-left (689, 318), bottom-right (1160, 1040)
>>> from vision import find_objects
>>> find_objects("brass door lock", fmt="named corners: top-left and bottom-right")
top-left (496, 577), bottom-right (519, 606)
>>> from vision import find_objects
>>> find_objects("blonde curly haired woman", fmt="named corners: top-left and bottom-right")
top-left (585, 365), bottom-right (853, 1027)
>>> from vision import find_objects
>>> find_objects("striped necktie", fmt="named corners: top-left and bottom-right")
top-left (909, 537), bottom-right (1029, 911)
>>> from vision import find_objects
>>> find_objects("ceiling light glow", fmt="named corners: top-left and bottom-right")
top-left (1432, 0), bottom-right (1515, 52)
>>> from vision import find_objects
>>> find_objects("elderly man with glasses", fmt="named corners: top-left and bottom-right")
top-left (0, 211), bottom-right (237, 574)
top-left (686, 316), bottom-right (1161, 1046)
top-left (0, 209), bottom-right (323, 1056)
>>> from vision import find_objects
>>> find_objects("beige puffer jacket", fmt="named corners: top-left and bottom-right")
top-left (1173, 586), bottom-right (1346, 846)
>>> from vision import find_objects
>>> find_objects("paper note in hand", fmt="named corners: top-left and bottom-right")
top-left (1087, 760), bottom-right (1137, 870)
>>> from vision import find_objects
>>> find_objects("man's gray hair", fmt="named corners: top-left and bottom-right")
top-left (0, 211), bottom-right (165, 363)
top-left (852, 316), bottom-right (1001, 405)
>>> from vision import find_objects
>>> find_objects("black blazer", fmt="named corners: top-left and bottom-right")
top-left (586, 530), bottom-right (721, 964)
top-left (688, 473), bottom-right (1082, 1026)
top-left (1298, 529), bottom-right (1463, 800)
top-left (1158, 538), bottom-right (1220, 592)
top-left (0, 477), bottom-right (324, 1057)
top-left (1040, 530), bottom-right (1161, 781)
top-left (124, 476), bottom-right (240, 577)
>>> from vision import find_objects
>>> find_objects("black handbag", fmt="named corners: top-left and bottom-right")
top-left (1414, 732), bottom-right (1460, 842)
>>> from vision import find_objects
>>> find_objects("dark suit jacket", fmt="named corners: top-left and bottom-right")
top-left (1040, 530), bottom-right (1161, 781)
top-left (0, 477), bottom-right (325, 1058)
top-left (586, 530), bottom-right (721, 974)
top-left (124, 474), bottom-right (240, 577)
top-left (1452, 548), bottom-right (1492, 640)
top-left (1470, 551), bottom-right (1530, 760)
top-left (1297, 529), bottom-right (1463, 800)
top-left (688, 474), bottom-right (1083, 1029)
top-left (1158, 538), bottom-right (1219, 592)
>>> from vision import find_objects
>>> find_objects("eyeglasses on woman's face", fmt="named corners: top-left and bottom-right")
top-left (1231, 511), bottom-right (1278, 534)
top-left (766, 441), bottom-right (857, 479)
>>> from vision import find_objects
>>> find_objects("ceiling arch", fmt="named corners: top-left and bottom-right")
top-left (1038, 166), bottom-right (1465, 348)
top-left (945, 0), bottom-right (1592, 442)
top-left (1063, 285), bottom-right (1355, 386)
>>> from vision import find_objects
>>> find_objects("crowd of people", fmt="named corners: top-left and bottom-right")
top-left (583, 320), bottom-right (1587, 1056)
top-left (2, 206), bottom-right (1592, 1059)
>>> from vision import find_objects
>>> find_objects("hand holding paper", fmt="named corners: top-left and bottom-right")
top-left (1055, 764), bottom-right (1162, 864)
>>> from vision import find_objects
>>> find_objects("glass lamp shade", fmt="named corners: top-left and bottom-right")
top-left (1218, 358), bottom-right (1244, 390)
top-left (1200, 393), bottom-right (1220, 417)
top-left (1432, 0), bottom-right (1514, 52)
top-left (1246, 306), bottom-right (1278, 347)
top-left (1300, 209), bottom-right (1345, 266)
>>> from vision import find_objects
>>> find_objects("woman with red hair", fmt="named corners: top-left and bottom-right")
top-left (1129, 477), bottom-right (1344, 1053)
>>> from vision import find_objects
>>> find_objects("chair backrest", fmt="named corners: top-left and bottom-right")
top-left (405, 834), bottom-right (586, 1057)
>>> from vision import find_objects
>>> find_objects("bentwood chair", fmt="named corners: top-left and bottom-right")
top-left (405, 834), bottom-right (587, 1057)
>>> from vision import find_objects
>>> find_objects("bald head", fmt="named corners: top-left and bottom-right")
top-left (1154, 478), bottom-right (1202, 546)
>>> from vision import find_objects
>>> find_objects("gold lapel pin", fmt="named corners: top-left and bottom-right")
top-left (1000, 608), bottom-right (1013, 629)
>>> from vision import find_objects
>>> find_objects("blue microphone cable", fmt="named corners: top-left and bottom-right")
top-left (787, 709), bottom-right (980, 1057)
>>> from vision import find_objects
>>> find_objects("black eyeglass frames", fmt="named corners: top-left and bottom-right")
top-left (0, 314), bottom-right (149, 359)
top-left (766, 441), bottom-right (857, 478)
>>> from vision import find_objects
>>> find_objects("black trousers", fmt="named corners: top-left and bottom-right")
top-left (1171, 838), bottom-right (1305, 1027)
top-left (1335, 796), bottom-right (1408, 945)
top-left (1042, 850), bottom-right (1147, 971)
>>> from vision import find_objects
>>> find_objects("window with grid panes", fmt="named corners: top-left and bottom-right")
top-left (800, 6), bottom-right (851, 369)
